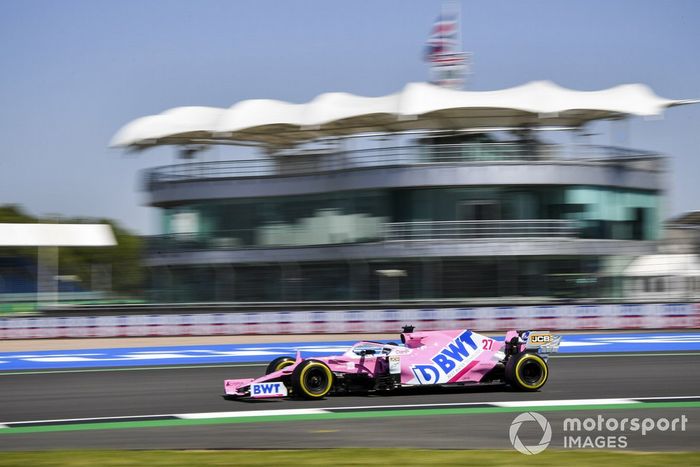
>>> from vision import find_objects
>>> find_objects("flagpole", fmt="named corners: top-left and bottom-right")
top-left (425, 1), bottom-right (470, 89)
top-left (456, 2), bottom-right (463, 58)
top-left (453, 0), bottom-right (471, 89)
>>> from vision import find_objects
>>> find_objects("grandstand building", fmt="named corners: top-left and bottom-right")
top-left (112, 81), bottom-right (696, 303)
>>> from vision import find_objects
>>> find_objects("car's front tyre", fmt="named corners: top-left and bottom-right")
top-left (292, 360), bottom-right (334, 399)
top-left (265, 356), bottom-right (295, 375)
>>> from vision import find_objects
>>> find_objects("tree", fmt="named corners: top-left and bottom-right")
top-left (0, 205), bottom-right (144, 296)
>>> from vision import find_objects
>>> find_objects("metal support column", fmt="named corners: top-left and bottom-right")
top-left (37, 246), bottom-right (58, 308)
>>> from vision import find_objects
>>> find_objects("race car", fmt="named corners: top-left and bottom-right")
top-left (223, 326), bottom-right (561, 400)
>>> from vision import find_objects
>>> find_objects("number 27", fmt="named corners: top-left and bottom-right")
top-left (482, 339), bottom-right (494, 350)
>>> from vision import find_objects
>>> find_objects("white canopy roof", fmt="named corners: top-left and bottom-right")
top-left (111, 81), bottom-right (697, 149)
top-left (0, 224), bottom-right (116, 247)
top-left (624, 254), bottom-right (700, 277)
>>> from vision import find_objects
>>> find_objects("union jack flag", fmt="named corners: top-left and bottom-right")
top-left (424, 13), bottom-right (460, 62)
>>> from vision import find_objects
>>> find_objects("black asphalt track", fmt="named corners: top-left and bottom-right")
top-left (0, 353), bottom-right (698, 450)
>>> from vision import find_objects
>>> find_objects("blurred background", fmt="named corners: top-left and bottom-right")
top-left (0, 0), bottom-right (699, 315)
top-left (1, 2), bottom-right (700, 460)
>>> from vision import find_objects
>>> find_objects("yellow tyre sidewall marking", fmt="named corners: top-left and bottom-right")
top-left (300, 362), bottom-right (333, 397)
top-left (514, 354), bottom-right (548, 389)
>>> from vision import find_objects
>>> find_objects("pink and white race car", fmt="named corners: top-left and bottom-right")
top-left (223, 327), bottom-right (561, 400)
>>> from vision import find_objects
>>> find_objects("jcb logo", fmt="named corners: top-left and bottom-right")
top-left (529, 334), bottom-right (552, 344)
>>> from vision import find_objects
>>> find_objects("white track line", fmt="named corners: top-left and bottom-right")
top-left (178, 408), bottom-right (328, 419)
top-left (321, 400), bottom-right (507, 411)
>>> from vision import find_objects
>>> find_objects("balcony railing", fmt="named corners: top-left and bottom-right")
top-left (147, 219), bottom-right (580, 254)
top-left (144, 143), bottom-right (662, 187)
top-left (384, 220), bottom-right (578, 241)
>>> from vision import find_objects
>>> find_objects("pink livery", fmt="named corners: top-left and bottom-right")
top-left (224, 327), bottom-right (561, 400)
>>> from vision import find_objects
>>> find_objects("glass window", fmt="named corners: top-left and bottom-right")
top-left (161, 185), bottom-right (660, 246)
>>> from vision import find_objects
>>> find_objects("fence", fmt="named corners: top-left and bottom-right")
top-left (145, 143), bottom-right (661, 186)
top-left (384, 220), bottom-right (578, 240)
top-left (0, 303), bottom-right (697, 339)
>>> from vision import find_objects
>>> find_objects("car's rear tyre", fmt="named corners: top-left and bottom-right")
top-left (265, 356), bottom-right (295, 375)
top-left (505, 352), bottom-right (548, 391)
top-left (292, 360), bottom-right (334, 399)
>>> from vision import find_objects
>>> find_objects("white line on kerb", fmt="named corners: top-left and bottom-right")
top-left (0, 413), bottom-right (176, 426)
top-left (492, 398), bottom-right (636, 408)
top-left (634, 395), bottom-right (700, 401)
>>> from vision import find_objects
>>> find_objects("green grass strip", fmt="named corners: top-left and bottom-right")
top-left (0, 449), bottom-right (698, 466)
top-left (2, 401), bottom-right (699, 435)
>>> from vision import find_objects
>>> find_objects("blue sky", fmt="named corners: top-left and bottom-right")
top-left (1, 0), bottom-right (698, 234)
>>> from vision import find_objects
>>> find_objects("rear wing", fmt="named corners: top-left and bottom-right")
top-left (523, 330), bottom-right (562, 355)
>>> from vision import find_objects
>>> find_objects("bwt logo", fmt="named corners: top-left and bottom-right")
top-left (411, 330), bottom-right (477, 384)
top-left (251, 382), bottom-right (287, 398)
